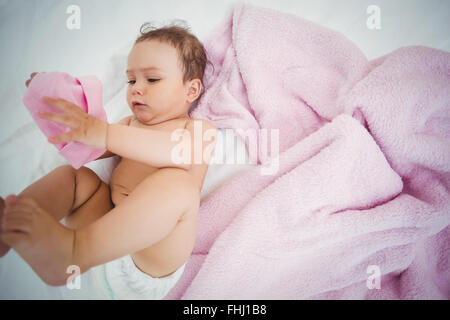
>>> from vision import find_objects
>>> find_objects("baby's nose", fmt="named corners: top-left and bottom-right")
top-left (132, 85), bottom-right (144, 95)
top-left (132, 80), bottom-right (147, 94)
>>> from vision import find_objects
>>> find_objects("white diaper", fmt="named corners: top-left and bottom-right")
top-left (88, 255), bottom-right (186, 300)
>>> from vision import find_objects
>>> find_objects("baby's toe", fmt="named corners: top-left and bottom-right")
top-left (12, 197), bottom-right (41, 212)
top-left (5, 202), bottom-right (34, 214)
top-left (2, 216), bottom-right (32, 233)
top-left (4, 195), bottom-right (18, 207)
top-left (1, 231), bottom-right (29, 248)
top-left (17, 197), bottom-right (41, 210)
top-left (6, 197), bottom-right (39, 213)
top-left (2, 201), bottom-right (34, 234)
top-left (0, 197), bottom-right (11, 257)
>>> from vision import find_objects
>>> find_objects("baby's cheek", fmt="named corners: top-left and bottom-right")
top-left (125, 92), bottom-right (132, 106)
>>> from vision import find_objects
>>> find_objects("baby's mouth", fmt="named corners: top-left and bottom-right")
top-left (133, 102), bottom-right (147, 108)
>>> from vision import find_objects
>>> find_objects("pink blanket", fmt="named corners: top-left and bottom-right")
top-left (165, 4), bottom-right (450, 299)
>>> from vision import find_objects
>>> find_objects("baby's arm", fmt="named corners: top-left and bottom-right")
top-left (95, 116), bottom-right (133, 160)
top-left (105, 119), bottom-right (217, 170)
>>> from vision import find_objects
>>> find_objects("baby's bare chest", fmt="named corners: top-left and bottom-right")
top-left (109, 117), bottom-right (187, 199)
top-left (108, 117), bottom-right (208, 205)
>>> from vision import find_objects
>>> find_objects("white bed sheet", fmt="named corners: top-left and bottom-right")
top-left (0, 0), bottom-right (449, 299)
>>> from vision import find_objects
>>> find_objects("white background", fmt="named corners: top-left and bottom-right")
top-left (0, 0), bottom-right (449, 299)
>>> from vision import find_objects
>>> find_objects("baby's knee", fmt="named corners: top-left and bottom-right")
top-left (172, 176), bottom-right (200, 212)
top-left (149, 168), bottom-right (200, 211)
top-left (55, 164), bottom-right (100, 192)
top-left (71, 166), bottom-right (104, 211)
top-left (54, 164), bottom-right (77, 178)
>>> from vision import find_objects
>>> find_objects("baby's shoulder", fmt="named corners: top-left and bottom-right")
top-left (185, 118), bottom-right (216, 132)
top-left (117, 115), bottom-right (133, 126)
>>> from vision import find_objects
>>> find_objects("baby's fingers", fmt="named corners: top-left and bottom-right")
top-left (42, 97), bottom-right (84, 116)
top-left (25, 72), bottom-right (39, 88)
top-left (47, 131), bottom-right (74, 144)
top-left (2, 217), bottom-right (32, 233)
top-left (4, 203), bottom-right (35, 216)
top-left (38, 111), bottom-right (79, 129)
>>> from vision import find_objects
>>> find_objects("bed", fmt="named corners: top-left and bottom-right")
top-left (0, 0), bottom-right (449, 299)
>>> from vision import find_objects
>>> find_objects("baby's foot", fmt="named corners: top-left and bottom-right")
top-left (1, 195), bottom-right (75, 286)
top-left (0, 197), bottom-right (11, 257)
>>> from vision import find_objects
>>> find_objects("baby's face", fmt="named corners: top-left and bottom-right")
top-left (126, 40), bottom-right (189, 124)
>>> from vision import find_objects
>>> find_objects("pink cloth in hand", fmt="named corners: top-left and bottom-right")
top-left (23, 72), bottom-right (107, 169)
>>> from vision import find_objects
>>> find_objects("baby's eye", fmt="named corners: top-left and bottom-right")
top-left (127, 79), bottom-right (159, 85)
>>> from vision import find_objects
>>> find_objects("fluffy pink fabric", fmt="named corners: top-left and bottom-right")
top-left (165, 4), bottom-right (450, 299)
top-left (23, 72), bottom-right (107, 169)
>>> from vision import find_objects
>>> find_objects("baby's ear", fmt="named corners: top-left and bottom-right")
top-left (186, 79), bottom-right (202, 103)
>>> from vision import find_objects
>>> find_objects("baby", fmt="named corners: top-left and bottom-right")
top-left (0, 23), bottom-right (216, 299)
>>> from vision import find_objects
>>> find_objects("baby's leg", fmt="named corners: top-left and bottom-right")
top-left (0, 165), bottom-right (111, 257)
top-left (3, 167), bottom-right (199, 286)
top-left (75, 168), bottom-right (200, 272)
top-left (0, 165), bottom-right (112, 284)
top-left (1, 165), bottom-right (74, 257)
top-left (63, 168), bottom-right (113, 229)
top-left (2, 164), bottom-right (110, 222)
top-left (0, 165), bottom-right (76, 254)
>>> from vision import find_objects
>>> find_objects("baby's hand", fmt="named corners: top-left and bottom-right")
top-left (25, 72), bottom-right (39, 87)
top-left (38, 96), bottom-right (109, 149)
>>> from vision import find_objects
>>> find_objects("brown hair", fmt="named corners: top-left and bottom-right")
top-left (135, 22), bottom-right (207, 84)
